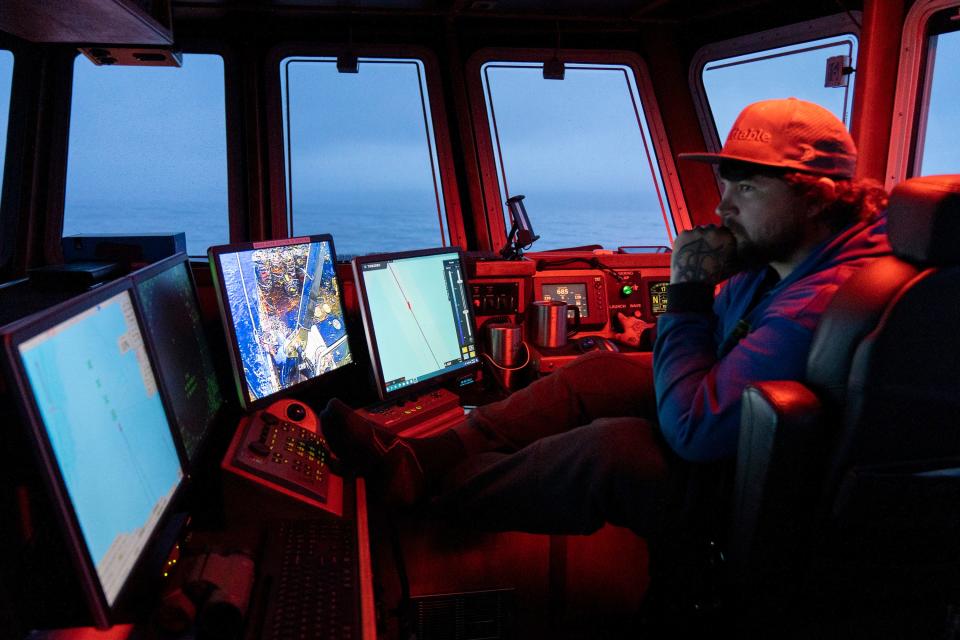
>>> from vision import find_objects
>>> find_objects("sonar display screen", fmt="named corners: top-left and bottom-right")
top-left (212, 236), bottom-right (352, 406)
top-left (16, 288), bottom-right (183, 607)
top-left (134, 257), bottom-right (224, 464)
top-left (355, 248), bottom-right (478, 397)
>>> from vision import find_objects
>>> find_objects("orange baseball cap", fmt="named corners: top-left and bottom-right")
top-left (680, 98), bottom-right (857, 179)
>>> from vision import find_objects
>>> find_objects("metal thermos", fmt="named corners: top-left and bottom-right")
top-left (531, 300), bottom-right (578, 348)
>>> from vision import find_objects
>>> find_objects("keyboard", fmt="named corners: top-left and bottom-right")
top-left (249, 519), bottom-right (360, 640)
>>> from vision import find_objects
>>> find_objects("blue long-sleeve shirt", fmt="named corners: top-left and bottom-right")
top-left (652, 215), bottom-right (891, 462)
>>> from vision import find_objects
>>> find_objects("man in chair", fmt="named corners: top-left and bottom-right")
top-left (322, 97), bottom-right (890, 536)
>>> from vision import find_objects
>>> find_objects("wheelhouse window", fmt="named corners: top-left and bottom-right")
top-left (700, 35), bottom-right (858, 140)
top-left (0, 50), bottom-right (12, 197)
top-left (477, 58), bottom-right (680, 251)
top-left (63, 54), bottom-right (228, 257)
top-left (280, 56), bottom-right (449, 257)
top-left (887, 1), bottom-right (960, 185)
top-left (691, 14), bottom-right (860, 150)
top-left (915, 15), bottom-right (960, 176)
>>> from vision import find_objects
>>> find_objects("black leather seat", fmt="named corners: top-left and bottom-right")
top-left (728, 175), bottom-right (960, 635)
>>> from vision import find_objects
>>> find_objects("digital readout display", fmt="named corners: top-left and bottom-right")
top-left (541, 283), bottom-right (588, 317)
top-left (650, 281), bottom-right (669, 315)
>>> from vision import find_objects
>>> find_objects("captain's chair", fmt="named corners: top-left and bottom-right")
top-left (729, 175), bottom-right (960, 634)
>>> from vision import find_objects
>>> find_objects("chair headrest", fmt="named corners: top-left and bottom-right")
top-left (887, 175), bottom-right (960, 265)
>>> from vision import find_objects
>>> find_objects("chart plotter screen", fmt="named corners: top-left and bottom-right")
top-left (354, 248), bottom-right (478, 398)
top-left (15, 288), bottom-right (183, 609)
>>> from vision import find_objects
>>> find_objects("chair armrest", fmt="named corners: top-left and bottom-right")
top-left (728, 381), bottom-right (826, 590)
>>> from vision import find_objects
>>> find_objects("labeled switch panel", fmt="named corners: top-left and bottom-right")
top-left (470, 281), bottom-right (521, 315)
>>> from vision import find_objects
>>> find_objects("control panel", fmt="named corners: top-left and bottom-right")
top-left (606, 268), bottom-right (670, 325)
top-left (232, 410), bottom-right (332, 504)
top-left (222, 399), bottom-right (344, 515)
top-left (356, 387), bottom-right (464, 437)
top-left (471, 280), bottom-right (522, 315)
top-left (462, 251), bottom-right (671, 380)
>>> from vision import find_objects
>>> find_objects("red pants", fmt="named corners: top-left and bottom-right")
top-left (437, 352), bottom-right (672, 535)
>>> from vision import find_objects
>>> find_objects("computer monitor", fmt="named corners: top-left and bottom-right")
top-left (131, 253), bottom-right (225, 467)
top-left (208, 235), bottom-right (353, 409)
top-left (352, 247), bottom-right (480, 400)
top-left (0, 280), bottom-right (185, 628)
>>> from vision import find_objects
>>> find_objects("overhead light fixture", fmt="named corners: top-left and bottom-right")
top-left (79, 46), bottom-right (182, 67)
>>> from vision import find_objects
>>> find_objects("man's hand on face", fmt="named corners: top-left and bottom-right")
top-left (670, 224), bottom-right (739, 285)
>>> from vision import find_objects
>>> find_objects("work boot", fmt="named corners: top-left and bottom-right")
top-left (320, 398), bottom-right (467, 507)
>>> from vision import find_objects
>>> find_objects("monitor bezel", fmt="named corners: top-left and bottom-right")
top-left (352, 246), bottom-right (480, 401)
top-left (207, 234), bottom-right (354, 411)
top-left (0, 278), bottom-right (188, 629)
top-left (129, 252), bottom-right (226, 470)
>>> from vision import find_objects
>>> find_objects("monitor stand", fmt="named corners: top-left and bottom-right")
top-left (356, 388), bottom-right (465, 437)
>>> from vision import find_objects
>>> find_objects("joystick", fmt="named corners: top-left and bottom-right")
top-left (261, 398), bottom-right (320, 432)
top-left (286, 402), bottom-right (307, 422)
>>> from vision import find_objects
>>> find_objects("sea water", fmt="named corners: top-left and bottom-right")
top-left (62, 200), bottom-right (674, 258)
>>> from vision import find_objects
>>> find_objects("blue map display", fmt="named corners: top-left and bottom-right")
top-left (136, 261), bottom-right (224, 464)
top-left (19, 290), bottom-right (183, 604)
top-left (218, 239), bottom-right (352, 403)
top-left (362, 253), bottom-right (476, 393)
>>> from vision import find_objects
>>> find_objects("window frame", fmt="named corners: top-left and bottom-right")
top-left (265, 44), bottom-right (465, 250)
top-left (466, 48), bottom-right (688, 251)
top-left (58, 43), bottom-right (238, 258)
top-left (886, 0), bottom-right (960, 188)
top-left (0, 47), bottom-right (14, 199)
top-left (0, 38), bottom-right (19, 274)
top-left (689, 12), bottom-right (862, 157)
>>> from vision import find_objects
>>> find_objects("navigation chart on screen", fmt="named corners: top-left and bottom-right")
top-left (218, 240), bottom-right (352, 402)
top-left (137, 261), bottom-right (224, 462)
top-left (362, 253), bottom-right (476, 393)
top-left (19, 291), bottom-right (182, 604)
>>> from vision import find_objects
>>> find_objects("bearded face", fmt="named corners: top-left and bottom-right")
top-left (717, 174), bottom-right (812, 271)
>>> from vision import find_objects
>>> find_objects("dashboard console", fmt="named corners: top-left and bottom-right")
top-left (468, 251), bottom-right (669, 337)
top-left (466, 250), bottom-right (670, 375)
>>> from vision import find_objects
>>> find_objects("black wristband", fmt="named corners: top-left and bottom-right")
top-left (666, 282), bottom-right (714, 313)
